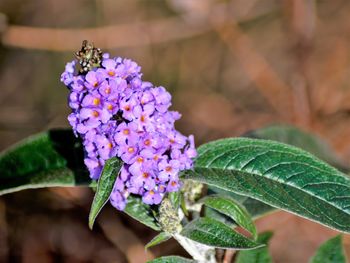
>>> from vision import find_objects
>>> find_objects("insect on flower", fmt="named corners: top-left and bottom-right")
top-left (75, 40), bottom-right (103, 73)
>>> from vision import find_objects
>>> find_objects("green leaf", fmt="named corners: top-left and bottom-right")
top-left (147, 256), bottom-right (194, 263)
top-left (309, 235), bottom-right (346, 263)
top-left (145, 232), bottom-right (172, 249)
top-left (200, 195), bottom-right (257, 239)
top-left (168, 191), bottom-right (181, 210)
top-left (185, 138), bottom-right (350, 233)
top-left (206, 186), bottom-right (275, 223)
top-left (246, 125), bottom-right (348, 172)
top-left (89, 157), bottom-right (123, 230)
top-left (235, 232), bottom-right (273, 263)
top-left (180, 217), bottom-right (262, 249)
top-left (0, 129), bottom-right (92, 195)
top-left (124, 195), bottom-right (160, 231)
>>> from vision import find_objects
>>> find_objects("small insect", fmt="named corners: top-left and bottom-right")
top-left (75, 40), bottom-right (103, 74)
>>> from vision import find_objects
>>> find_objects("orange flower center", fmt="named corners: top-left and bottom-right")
top-left (108, 143), bottom-right (113, 149)
top-left (93, 82), bottom-right (98, 87)
top-left (124, 105), bottom-right (131, 111)
top-left (105, 87), bottom-right (111, 94)
top-left (165, 166), bottom-right (172, 172)
top-left (149, 190), bottom-right (155, 195)
top-left (142, 172), bottom-right (149, 178)
top-left (123, 129), bottom-right (130, 135)
top-left (107, 104), bottom-right (113, 110)
top-left (108, 71), bottom-right (115, 76)
top-left (153, 155), bottom-right (159, 161)
top-left (93, 98), bottom-right (100, 106)
top-left (171, 181), bottom-right (177, 187)
top-left (137, 157), bottom-right (144, 163)
top-left (144, 139), bottom-right (151, 146)
top-left (127, 147), bottom-right (134, 153)
top-left (170, 139), bottom-right (175, 144)
top-left (92, 110), bottom-right (99, 117)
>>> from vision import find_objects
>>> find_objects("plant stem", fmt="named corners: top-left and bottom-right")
top-left (173, 234), bottom-right (216, 263)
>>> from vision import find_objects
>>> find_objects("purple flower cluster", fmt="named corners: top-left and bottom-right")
top-left (61, 54), bottom-right (197, 210)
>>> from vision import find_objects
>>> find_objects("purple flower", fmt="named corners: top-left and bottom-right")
top-left (61, 61), bottom-right (76, 86)
top-left (117, 139), bottom-right (139, 164)
top-left (61, 52), bottom-right (197, 211)
top-left (120, 96), bottom-right (139, 121)
top-left (100, 59), bottom-right (118, 79)
top-left (166, 180), bottom-right (181, 192)
top-left (79, 107), bottom-right (111, 128)
top-left (85, 71), bottom-right (104, 90)
top-left (95, 135), bottom-right (115, 159)
top-left (152, 86), bottom-right (171, 113)
top-left (84, 157), bottom-right (102, 179)
top-left (142, 189), bottom-right (162, 205)
top-left (114, 122), bottom-right (139, 145)
top-left (158, 159), bottom-right (180, 182)
top-left (110, 189), bottom-right (127, 210)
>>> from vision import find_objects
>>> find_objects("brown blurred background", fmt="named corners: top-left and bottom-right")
top-left (0, 0), bottom-right (350, 262)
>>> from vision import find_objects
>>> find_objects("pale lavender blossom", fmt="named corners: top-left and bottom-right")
top-left (61, 52), bottom-right (197, 210)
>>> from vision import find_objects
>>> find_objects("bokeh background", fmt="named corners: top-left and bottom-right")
top-left (0, 0), bottom-right (350, 262)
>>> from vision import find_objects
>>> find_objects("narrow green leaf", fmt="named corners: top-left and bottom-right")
top-left (309, 235), bottom-right (346, 263)
top-left (206, 186), bottom-right (275, 223)
top-left (147, 256), bottom-right (194, 263)
top-left (200, 195), bottom-right (257, 239)
top-left (0, 129), bottom-right (92, 195)
top-left (168, 191), bottom-right (181, 210)
top-left (124, 195), bottom-right (160, 231)
top-left (246, 125), bottom-right (348, 172)
top-left (185, 138), bottom-right (350, 233)
top-left (235, 232), bottom-right (273, 263)
top-left (180, 193), bottom-right (189, 216)
top-left (145, 232), bottom-right (171, 249)
top-left (89, 157), bottom-right (123, 230)
top-left (180, 217), bottom-right (263, 249)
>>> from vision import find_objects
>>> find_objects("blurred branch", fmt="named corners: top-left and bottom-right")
top-left (284, 0), bottom-right (316, 128)
top-left (1, 3), bottom-right (275, 51)
top-left (98, 209), bottom-right (155, 263)
top-left (214, 21), bottom-right (294, 120)
top-left (223, 249), bottom-right (235, 263)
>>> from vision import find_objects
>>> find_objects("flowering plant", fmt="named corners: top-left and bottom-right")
top-left (0, 41), bottom-right (349, 262)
